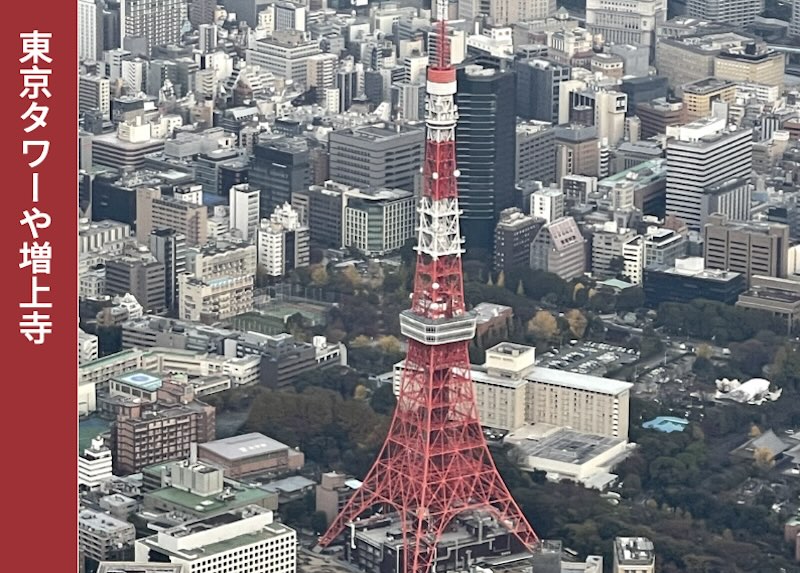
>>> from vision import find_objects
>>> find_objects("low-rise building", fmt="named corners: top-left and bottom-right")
top-left (79, 508), bottom-right (136, 564)
top-left (79, 436), bottom-right (114, 491)
top-left (134, 506), bottom-right (296, 573)
top-left (197, 433), bottom-right (304, 478)
top-left (530, 216), bottom-right (587, 280)
top-left (613, 536), bottom-right (655, 573)
top-left (316, 471), bottom-right (362, 525)
top-left (643, 256), bottom-right (747, 307)
top-left (737, 275), bottom-right (800, 334)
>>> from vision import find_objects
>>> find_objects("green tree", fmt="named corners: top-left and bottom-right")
top-left (370, 383), bottom-right (397, 415)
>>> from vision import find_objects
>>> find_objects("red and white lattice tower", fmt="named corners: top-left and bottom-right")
top-left (317, 3), bottom-right (540, 572)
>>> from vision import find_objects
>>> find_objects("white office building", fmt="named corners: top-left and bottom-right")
top-left (79, 0), bottom-right (103, 62)
top-left (79, 436), bottom-right (114, 490)
top-left (246, 30), bottom-right (321, 84)
top-left (229, 183), bottom-right (261, 242)
top-left (665, 116), bottom-right (753, 231)
top-left (120, 0), bottom-right (187, 56)
top-left (79, 328), bottom-right (100, 365)
top-left (531, 188), bottom-right (565, 224)
top-left (256, 203), bottom-right (310, 277)
top-left (134, 506), bottom-right (296, 573)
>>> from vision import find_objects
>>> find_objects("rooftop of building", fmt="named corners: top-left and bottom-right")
top-left (259, 475), bottom-right (316, 495)
top-left (600, 158), bottom-right (666, 187)
top-left (514, 427), bottom-right (626, 465)
top-left (97, 564), bottom-right (184, 573)
top-left (79, 507), bottom-right (135, 533)
top-left (354, 512), bottom-right (509, 549)
top-left (642, 416), bottom-right (689, 433)
top-left (114, 371), bottom-right (163, 392)
top-left (146, 481), bottom-right (273, 514)
top-left (137, 507), bottom-right (294, 560)
top-left (527, 365), bottom-right (632, 395)
top-left (472, 302), bottom-right (513, 323)
top-left (647, 258), bottom-right (743, 281)
top-left (614, 537), bottom-right (655, 565)
top-left (682, 76), bottom-right (735, 95)
top-left (198, 432), bottom-right (291, 461)
top-left (332, 121), bottom-right (423, 141)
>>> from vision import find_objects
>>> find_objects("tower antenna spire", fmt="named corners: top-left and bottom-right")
top-left (317, 5), bottom-right (541, 572)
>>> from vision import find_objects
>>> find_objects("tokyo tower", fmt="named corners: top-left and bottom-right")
top-left (317, 2), bottom-right (540, 572)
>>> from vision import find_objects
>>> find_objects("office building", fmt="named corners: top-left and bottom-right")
top-left (635, 98), bottom-right (686, 139)
top-left (189, 0), bottom-right (215, 26)
top-left (79, 0), bottom-right (105, 62)
top-left (531, 187), bottom-right (565, 223)
top-left (714, 43), bottom-right (785, 88)
top-left (113, 399), bottom-right (216, 474)
top-left (79, 74), bottom-right (111, 121)
top-left (306, 52), bottom-right (337, 90)
top-left (273, 1), bottom-right (306, 32)
top-left (704, 213), bottom-right (789, 284)
top-left (79, 436), bottom-right (114, 490)
top-left (619, 76), bottom-right (669, 116)
top-left (516, 121), bottom-right (557, 185)
top-left (135, 506), bottom-right (296, 573)
top-left (328, 123), bottom-right (424, 193)
top-left (222, 332), bottom-right (344, 388)
top-left (554, 124), bottom-right (600, 181)
top-left (686, 0), bottom-right (764, 27)
top-left (343, 188), bottom-right (416, 256)
top-left (493, 208), bottom-right (543, 274)
top-left (257, 203), bottom-right (310, 277)
top-left (250, 135), bottom-right (310, 218)
top-left (105, 253), bottom-right (166, 313)
top-left (530, 216), bottom-right (586, 280)
top-left (197, 433), bottom-right (304, 478)
top-left (149, 229), bottom-right (187, 314)
top-left (643, 256), bottom-right (747, 307)
top-left (702, 178), bottom-right (752, 224)
top-left (665, 116), bottom-right (753, 231)
top-left (79, 328), bottom-right (100, 365)
top-left (737, 276), bottom-right (800, 334)
top-left (316, 472), bottom-right (361, 525)
top-left (455, 64), bottom-right (517, 253)
top-left (514, 58), bottom-right (570, 123)
top-left (598, 159), bottom-right (667, 217)
top-left (586, 0), bottom-right (666, 57)
top-left (79, 508), bottom-right (135, 564)
top-left (120, 0), bottom-right (187, 56)
top-left (246, 29), bottom-right (321, 84)
top-left (613, 537), bottom-right (655, 573)
top-left (136, 188), bottom-right (209, 247)
top-left (681, 78), bottom-right (736, 121)
top-left (229, 183), bottom-right (261, 242)
top-left (643, 227), bottom-right (687, 268)
top-left (591, 222), bottom-right (637, 280)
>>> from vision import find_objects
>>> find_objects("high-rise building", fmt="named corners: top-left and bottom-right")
top-left (516, 121), bottom-right (557, 185)
top-left (256, 203), bottom-right (310, 277)
top-left (198, 23), bottom-right (217, 54)
top-left (120, 0), bottom-right (187, 57)
top-left (714, 43), bottom-right (785, 88)
top-left (105, 252), bottom-right (166, 312)
top-left (274, 1), bottom-right (306, 32)
top-left (485, 0), bottom-right (556, 26)
top-left (704, 213), bottom-right (789, 284)
top-left (591, 221), bottom-right (637, 279)
top-left (189, 0), bottom-right (216, 26)
top-left (249, 135), bottom-right (310, 218)
top-left (493, 208), bottom-right (543, 274)
top-left (455, 64), bottom-right (517, 253)
top-left (229, 183), bottom-right (261, 242)
top-left (686, 0), bottom-right (764, 27)
top-left (343, 188), bottom-right (417, 256)
top-left (586, 0), bottom-right (666, 57)
top-left (149, 229), bottom-right (187, 314)
top-left (530, 216), bottom-right (586, 280)
top-left (306, 53), bottom-right (337, 90)
top-left (79, 0), bottom-right (105, 62)
top-left (554, 124), bottom-right (600, 181)
top-left (514, 58), bottom-right (570, 123)
top-left (665, 116), bottom-right (753, 231)
top-left (328, 123), bottom-right (425, 192)
top-left (636, 98), bottom-right (686, 139)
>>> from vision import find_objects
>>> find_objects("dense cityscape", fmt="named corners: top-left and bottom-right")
top-left (77, 0), bottom-right (800, 571)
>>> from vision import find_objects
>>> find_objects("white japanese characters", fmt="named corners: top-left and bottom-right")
top-left (19, 31), bottom-right (53, 345)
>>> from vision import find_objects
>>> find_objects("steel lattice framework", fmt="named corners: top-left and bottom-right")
top-left (317, 4), bottom-right (540, 572)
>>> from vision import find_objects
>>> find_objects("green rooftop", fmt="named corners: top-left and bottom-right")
top-left (78, 417), bottom-right (111, 453)
top-left (146, 484), bottom-right (274, 515)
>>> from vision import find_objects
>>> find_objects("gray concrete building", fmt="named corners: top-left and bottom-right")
top-left (530, 216), bottom-right (587, 280)
top-left (328, 123), bottom-right (424, 193)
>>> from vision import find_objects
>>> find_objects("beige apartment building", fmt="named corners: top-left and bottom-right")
top-left (136, 187), bottom-right (208, 247)
top-left (704, 213), bottom-right (789, 285)
top-left (178, 274), bottom-right (254, 323)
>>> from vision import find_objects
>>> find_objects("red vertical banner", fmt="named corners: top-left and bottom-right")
top-left (4, 3), bottom-right (77, 571)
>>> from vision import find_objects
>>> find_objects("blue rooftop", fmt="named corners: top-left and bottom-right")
top-left (116, 371), bottom-right (163, 391)
top-left (642, 416), bottom-right (689, 433)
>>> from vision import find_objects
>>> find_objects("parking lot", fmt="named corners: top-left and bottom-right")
top-left (535, 341), bottom-right (640, 376)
